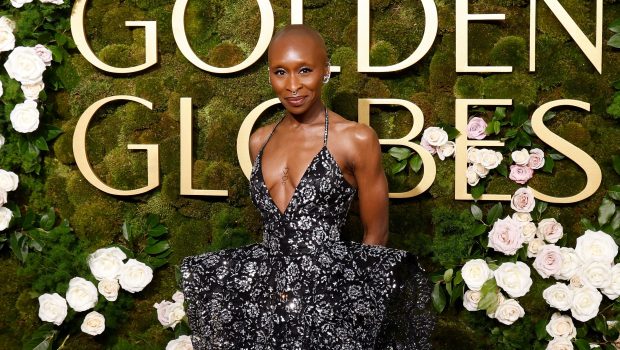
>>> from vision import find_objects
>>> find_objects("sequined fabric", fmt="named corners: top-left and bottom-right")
top-left (180, 108), bottom-right (435, 349)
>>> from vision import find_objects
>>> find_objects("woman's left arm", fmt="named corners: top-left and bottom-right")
top-left (350, 124), bottom-right (389, 246)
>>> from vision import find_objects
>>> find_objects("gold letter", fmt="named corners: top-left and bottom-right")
top-left (172, 0), bottom-right (274, 73)
top-left (529, 100), bottom-right (602, 202)
top-left (238, 98), bottom-right (281, 179)
top-left (358, 0), bottom-right (438, 72)
top-left (70, 0), bottom-right (157, 73)
top-left (455, 99), bottom-right (512, 200)
top-left (455, 1), bottom-right (511, 73)
top-left (530, 0), bottom-right (602, 73)
top-left (358, 99), bottom-right (435, 198)
top-left (180, 98), bottom-right (228, 196)
top-left (73, 96), bottom-right (159, 195)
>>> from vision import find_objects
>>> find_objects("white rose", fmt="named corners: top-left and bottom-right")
top-left (463, 290), bottom-right (481, 311)
top-left (38, 293), bottom-right (67, 326)
top-left (171, 290), bottom-right (184, 303)
top-left (571, 286), bottom-right (602, 322)
top-left (0, 206), bottom-right (13, 231)
top-left (0, 134), bottom-right (4, 148)
top-left (81, 311), bottom-right (105, 335)
top-left (467, 147), bottom-right (480, 164)
top-left (154, 300), bottom-right (186, 329)
top-left (437, 141), bottom-right (455, 160)
top-left (494, 298), bottom-right (525, 325)
top-left (601, 264), bottom-right (620, 300)
top-left (4, 46), bottom-right (47, 84)
top-left (546, 337), bottom-right (574, 350)
top-left (10, 100), bottom-right (40, 133)
top-left (0, 190), bottom-right (7, 206)
top-left (488, 216), bottom-right (525, 255)
top-left (473, 163), bottom-right (489, 178)
top-left (118, 259), bottom-right (153, 293)
top-left (529, 148), bottom-right (546, 170)
top-left (575, 230), bottom-right (618, 264)
top-left (97, 278), bottom-right (119, 302)
top-left (520, 222), bottom-right (538, 243)
top-left (546, 312), bottom-right (577, 339)
top-left (511, 187), bottom-right (536, 213)
top-left (494, 261), bottom-right (533, 298)
top-left (466, 165), bottom-right (479, 186)
top-left (556, 247), bottom-right (583, 280)
top-left (33, 44), bottom-right (53, 66)
top-left (422, 127), bottom-right (449, 147)
top-left (527, 238), bottom-right (546, 258)
top-left (0, 25), bottom-right (15, 52)
top-left (0, 169), bottom-right (19, 192)
top-left (40, 0), bottom-right (64, 4)
top-left (533, 244), bottom-right (563, 278)
top-left (511, 148), bottom-right (530, 165)
top-left (581, 261), bottom-right (612, 289)
top-left (543, 283), bottom-right (574, 311)
top-left (538, 218), bottom-right (564, 243)
top-left (461, 259), bottom-right (494, 291)
top-left (166, 335), bottom-right (193, 350)
top-left (66, 277), bottom-right (98, 312)
top-left (0, 81), bottom-right (3, 99)
top-left (512, 212), bottom-right (533, 222)
top-left (21, 82), bottom-right (45, 100)
top-left (569, 273), bottom-right (590, 289)
top-left (10, 0), bottom-right (33, 8)
top-left (0, 17), bottom-right (16, 31)
top-left (479, 149), bottom-right (503, 169)
top-left (88, 247), bottom-right (127, 281)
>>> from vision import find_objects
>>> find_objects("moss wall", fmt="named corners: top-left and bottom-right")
top-left (2, 0), bottom-right (620, 348)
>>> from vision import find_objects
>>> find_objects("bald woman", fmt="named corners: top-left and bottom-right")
top-left (181, 24), bottom-right (435, 349)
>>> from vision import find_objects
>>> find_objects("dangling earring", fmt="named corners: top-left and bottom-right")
top-left (323, 61), bottom-right (331, 84)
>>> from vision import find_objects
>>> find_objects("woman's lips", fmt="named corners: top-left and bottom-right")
top-left (286, 96), bottom-right (306, 106)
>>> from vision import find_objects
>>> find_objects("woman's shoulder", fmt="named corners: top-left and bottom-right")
top-left (329, 111), bottom-right (380, 148)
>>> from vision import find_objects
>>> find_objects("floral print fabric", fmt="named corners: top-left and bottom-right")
top-left (180, 108), bottom-right (435, 349)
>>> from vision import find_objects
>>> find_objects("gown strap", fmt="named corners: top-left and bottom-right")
top-left (323, 106), bottom-right (328, 146)
top-left (259, 115), bottom-right (286, 154)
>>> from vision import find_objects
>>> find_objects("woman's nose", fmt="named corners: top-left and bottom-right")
top-left (286, 74), bottom-right (301, 92)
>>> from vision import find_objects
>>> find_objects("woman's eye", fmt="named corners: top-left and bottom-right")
top-left (300, 68), bottom-right (311, 73)
top-left (274, 70), bottom-right (285, 75)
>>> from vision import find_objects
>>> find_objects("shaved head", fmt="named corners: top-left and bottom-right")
top-left (268, 24), bottom-right (329, 66)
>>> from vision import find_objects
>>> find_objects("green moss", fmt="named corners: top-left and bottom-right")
top-left (70, 199), bottom-right (124, 243)
top-left (372, 2), bottom-right (426, 63)
top-left (467, 23), bottom-right (503, 67)
top-left (193, 160), bottom-right (249, 206)
top-left (207, 41), bottom-right (247, 68)
top-left (99, 6), bottom-right (146, 46)
top-left (536, 0), bottom-right (593, 41)
top-left (134, 76), bottom-right (169, 112)
top-left (97, 44), bottom-right (146, 70)
top-left (430, 207), bottom-right (478, 269)
top-left (127, 0), bottom-right (169, 10)
top-left (369, 40), bottom-right (399, 67)
top-left (429, 34), bottom-right (457, 92)
top-left (556, 121), bottom-right (591, 147)
top-left (45, 172), bottom-right (76, 219)
top-left (483, 72), bottom-right (538, 106)
top-left (362, 78), bottom-right (391, 98)
top-left (489, 36), bottom-right (528, 71)
top-left (562, 71), bottom-right (610, 114)
top-left (532, 35), bottom-right (570, 90)
top-left (454, 75), bottom-right (484, 99)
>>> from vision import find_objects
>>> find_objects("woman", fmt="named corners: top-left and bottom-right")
top-left (180, 24), bottom-right (435, 349)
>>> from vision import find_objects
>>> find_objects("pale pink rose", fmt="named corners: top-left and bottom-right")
top-left (510, 187), bottom-right (535, 213)
top-left (528, 148), bottom-right (545, 170)
top-left (473, 163), bottom-right (489, 178)
top-left (538, 218), bottom-right (563, 243)
top-left (533, 244), bottom-right (563, 278)
top-left (33, 44), bottom-right (52, 66)
top-left (467, 117), bottom-right (487, 140)
top-left (437, 141), bottom-right (455, 160)
top-left (467, 147), bottom-right (480, 164)
top-left (509, 164), bottom-right (533, 184)
top-left (488, 216), bottom-right (525, 255)
top-left (420, 137), bottom-right (436, 155)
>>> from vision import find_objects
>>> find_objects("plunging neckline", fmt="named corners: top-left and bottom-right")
top-left (257, 145), bottom-right (356, 217)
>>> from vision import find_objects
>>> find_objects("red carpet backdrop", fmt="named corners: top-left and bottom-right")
top-left (0, 0), bottom-right (620, 349)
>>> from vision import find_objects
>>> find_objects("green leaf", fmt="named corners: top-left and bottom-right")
top-left (613, 80), bottom-right (620, 90)
top-left (477, 278), bottom-right (499, 310)
top-left (485, 122), bottom-right (495, 135)
top-left (610, 185), bottom-right (620, 201)
top-left (543, 111), bottom-right (556, 121)
top-left (574, 339), bottom-right (591, 350)
top-left (611, 211), bottom-right (620, 231)
top-left (388, 147), bottom-right (412, 161)
top-left (535, 200), bottom-right (548, 216)
top-left (444, 269), bottom-right (453, 283)
top-left (146, 213), bottom-right (158, 228)
top-left (542, 155), bottom-right (554, 173)
top-left (432, 282), bottom-right (446, 313)
top-left (390, 160), bottom-right (407, 174)
top-left (535, 318), bottom-right (548, 340)
top-left (34, 136), bottom-right (49, 151)
top-left (22, 209), bottom-right (36, 230)
top-left (42, 125), bottom-right (63, 141)
top-left (470, 204), bottom-right (483, 221)
top-left (580, 218), bottom-right (596, 231)
top-left (122, 221), bottom-right (131, 242)
top-left (487, 203), bottom-right (503, 225)
top-left (609, 33), bottom-right (620, 48)
top-left (148, 225), bottom-right (168, 238)
top-left (39, 207), bottom-right (55, 231)
top-left (144, 241), bottom-right (170, 255)
top-left (612, 155), bottom-right (620, 176)
top-left (471, 182), bottom-right (485, 199)
top-left (522, 121), bottom-right (534, 135)
top-left (598, 198), bottom-right (616, 226)
top-left (493, 120), bottom-right (500, 134)
top-left (454, 270), bottom-right (463, 285)
top-left (496, 162), bottom-right (508, 177)
top-left (511, 105), bottom-right (528, 126)
top-left (409, 154), bottom-right (423, 173)
top-left (610, 18), bottom-right (620, 33)
top-left (494, 107), bottom-right (506, 120)
top-left (594, 315), bottom-right (607, 334)
top-left (471, 223), bottom-right (487, 237)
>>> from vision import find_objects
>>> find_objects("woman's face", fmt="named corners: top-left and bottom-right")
top-left (268, 34), bottom-right (327, 115)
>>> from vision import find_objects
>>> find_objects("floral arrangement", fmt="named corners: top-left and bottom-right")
top-left (154, 290), bottom-right (195, 349)
top-left (37, 246), bottom-right (154, 335)
top-left (433, 175), bottom-right (620, 349)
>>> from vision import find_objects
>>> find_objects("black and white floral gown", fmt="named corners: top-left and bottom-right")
top-left (180, 108), bottom-right (435, 349)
